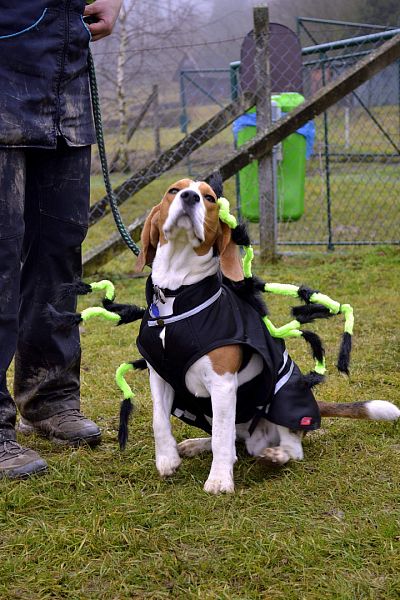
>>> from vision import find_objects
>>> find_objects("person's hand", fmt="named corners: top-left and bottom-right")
top-left (84, 0), bottom-right (123, 42)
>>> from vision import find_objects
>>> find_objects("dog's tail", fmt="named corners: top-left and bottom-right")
top-left (317, 400), bottom-right (400, 421)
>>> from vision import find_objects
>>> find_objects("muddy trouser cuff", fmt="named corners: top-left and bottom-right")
top-left (14, 349), bottom-right (82, 423)
top-left (0, 428), bottom-right (17, 443)
top-left (0, 391), bottom-right (17, 442)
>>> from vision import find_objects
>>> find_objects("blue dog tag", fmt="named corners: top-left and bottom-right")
top-left (150, 303), bottom-right (160, 317)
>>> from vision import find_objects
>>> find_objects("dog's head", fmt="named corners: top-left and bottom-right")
top-left (136, 176), bottom-right (243, 281)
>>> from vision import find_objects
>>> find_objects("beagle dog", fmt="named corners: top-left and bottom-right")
top-left (134, 176), bottom-right (400, 494)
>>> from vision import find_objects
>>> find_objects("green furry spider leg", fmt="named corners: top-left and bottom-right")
top-left (309, 291), bottom-right (340, 314)
top-left (263, 282), bottom-right (355, 375)
top-left (265, 282), bottom-right (305, 298)
top-left (262, 316), bottom-right (302, 339)
top-left (79, 279), bottom-right (145, 326)
top-left (115, 362), bottom-right (135, 399)
top-left (214, 199), bottom-right (329, 375)
top-left (217, 197), bottom-right (237, 229)
top-left (340, 303), bottom-right (354, 335)
top-left (116, 363), bottom-right (135, 451)
top-left (89, 280), bottom-right (115, 301)
top-left (80, 306), bottom-right (121, 324)
top-left (314, 357), bottom-right (326, 375)
top-left (265, 282), bottom-right (353, 324)
top-left (242, 246), bottom-right (254, 278)
top-left (263, 316), bottom-right (326, 375)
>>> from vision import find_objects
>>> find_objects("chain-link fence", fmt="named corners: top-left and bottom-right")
top-left (88, 16), bottom-right (400, 263)
top-left (281, 19), bottom-right (400, 248)
top-left (86, 32), bottom-right (248, 264)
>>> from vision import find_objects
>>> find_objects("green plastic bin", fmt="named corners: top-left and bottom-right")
top-left (237, 92), bottom-right (306, 222)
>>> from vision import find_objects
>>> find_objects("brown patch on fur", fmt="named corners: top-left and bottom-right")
top-left (208, 345), bottom-right (243, 375)
top-left (216, 222), bottom-right (244, 281)
top-left (317, 401), bottom-right (368, 419)
top-left (194, 204), bottom-right (243, 281)
top-left (135, 204), bottom-right (162, 271)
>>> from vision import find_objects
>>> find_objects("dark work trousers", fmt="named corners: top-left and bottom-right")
top-left (0, 138), bottom-right (91, 442)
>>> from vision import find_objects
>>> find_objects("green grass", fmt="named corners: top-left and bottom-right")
top-left (277, 162), bottom-right (400, 245)
top-left (2, 247), bottom-right (400, 599)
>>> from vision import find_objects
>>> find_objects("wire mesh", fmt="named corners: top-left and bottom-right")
top-left (89, 15), bottom-right (400, 254)
top-left (285, 19), bottom-right (400, 248)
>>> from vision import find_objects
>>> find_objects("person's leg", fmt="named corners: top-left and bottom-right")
top-left (0, 150), bottom-right (24, 442)
top-left (0, 149), bottom-right (47, 478)
top-left (15, 139), bottom-right (100, 446)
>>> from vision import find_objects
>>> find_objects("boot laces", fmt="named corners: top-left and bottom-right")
top-left (52, 409), bottom-right (88, 426)
top-left (0, 441), bottom-right (29, 459)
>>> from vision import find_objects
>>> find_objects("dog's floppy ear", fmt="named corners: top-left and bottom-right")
top-left (135, 203), bottom-right (161, 271)
top-left (216, 221), bottom-right (244, 282)
top-left (207, 171), bottom-right (223, 199)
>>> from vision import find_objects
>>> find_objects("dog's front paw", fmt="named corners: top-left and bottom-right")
top-left (258, 446), bottom-right (290, 465)
top-left (156, 453), bottom-right (182, 478)
top-left (203, 476), bottom-right (235, 494)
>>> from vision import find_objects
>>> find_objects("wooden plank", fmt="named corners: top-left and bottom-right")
top-left (253, 5), bottom-right (276, 261)
top-left (109, 88), bottom-right (158, 171)
top-left (126, 87), bottom-right (157, 143)
top-left (153, 84), bottom-right (161, 158)
top-left (89, 93), bottom-right (255, 226)
top-left (217, 33), bottom-right (400, 180)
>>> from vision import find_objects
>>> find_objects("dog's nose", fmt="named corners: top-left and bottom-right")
top-left (181, 189), bottom-right (200, 206)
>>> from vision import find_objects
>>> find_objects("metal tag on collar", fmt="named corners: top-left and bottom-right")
top-left (153, 285), bottom-right (166, 304)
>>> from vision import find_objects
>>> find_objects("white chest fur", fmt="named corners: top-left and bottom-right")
top-left (151, 239), bottom-right (219, 291)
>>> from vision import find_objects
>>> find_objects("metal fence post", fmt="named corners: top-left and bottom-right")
top-left (321, 53), bottom-right (334, 251)
top-left (230, 61), bottom-right (242, 219)
top-left (179, 71), bottom-right (192, 176)
top-left (253, 5), bottom-right (277, 261)
top-left (153, 84), bottom-right (161, 158)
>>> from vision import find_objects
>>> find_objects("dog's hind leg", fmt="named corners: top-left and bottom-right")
top-left (149, 366), bottom-right (182, 478)
top-left (178, 437), bottom-right (212, 457)
top-left (241, 419), bottom-right (280, 456)
top-left (258, 425), bottom-right (304, 465)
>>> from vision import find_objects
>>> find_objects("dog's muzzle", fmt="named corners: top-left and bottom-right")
top-left (164, 190), bottom-right (205, 243)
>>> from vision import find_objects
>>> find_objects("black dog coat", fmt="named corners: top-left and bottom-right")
top-left (137, 273), bottom-right (321, 434)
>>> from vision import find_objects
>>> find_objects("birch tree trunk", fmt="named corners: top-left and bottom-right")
top-left (114, 5), bottom-right (130, 172)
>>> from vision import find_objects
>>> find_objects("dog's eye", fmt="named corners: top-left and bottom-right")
top-left (204, 194), bottom-right (216, 203)
top-left (168, 188), bottom-right (179, 195)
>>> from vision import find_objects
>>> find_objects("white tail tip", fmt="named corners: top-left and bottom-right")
top-left (365, 400), bottom-right (400, 421)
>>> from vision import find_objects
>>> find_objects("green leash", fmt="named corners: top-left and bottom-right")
top-left (88, 50), bottom-right (141, 256)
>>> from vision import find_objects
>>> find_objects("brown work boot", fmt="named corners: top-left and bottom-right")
top-left (18, 409), bottom-right (101, 447)
top-left (0, 440), bottom-right (48, 479)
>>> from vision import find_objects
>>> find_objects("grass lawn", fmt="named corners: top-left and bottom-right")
top-left (1, 246), bottom-right (399, 599)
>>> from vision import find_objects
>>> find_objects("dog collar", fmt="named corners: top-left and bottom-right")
top-left (148, 287), bottom-right (222, 327)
